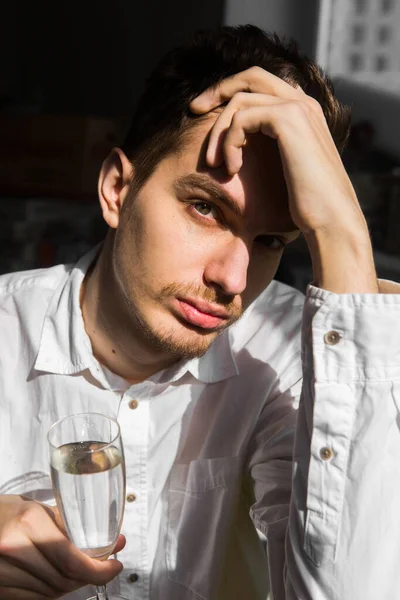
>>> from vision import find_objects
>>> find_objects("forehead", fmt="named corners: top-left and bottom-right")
top-left (170, 116), bottom-right (296, 233)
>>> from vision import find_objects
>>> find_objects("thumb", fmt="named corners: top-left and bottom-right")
top-left (112, 534), bottom-right (126, 554)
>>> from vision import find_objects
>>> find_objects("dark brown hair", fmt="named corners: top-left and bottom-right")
top-left (121, 24), bottom-right (351, 190)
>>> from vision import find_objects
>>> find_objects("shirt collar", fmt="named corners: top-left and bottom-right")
top-left (34, 246), bottom-right (101, 376)
top-left (187, 329), bottom-right (238, 383)
top-left (152, 329), bottom-right (239, 385)
top-left (34, 247), bottom-right (238, 384)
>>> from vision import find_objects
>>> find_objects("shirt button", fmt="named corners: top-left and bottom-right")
top-left (128, 573), bottom-right (139, 583)
top-left (320, 447), bottom-right (334, 461)
top-left (128, 399), bottom-right (139, 410)
top-left (126, 493), bottom-right (136, 503)
top-left (324, 330), bottom-right (341, 346)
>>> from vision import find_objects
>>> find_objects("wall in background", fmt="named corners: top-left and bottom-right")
top-left (1, 1), bottom-right (319, 121)
top-left (315, 0), bottom-right (400, 162)
top-left (335, 79), bottom-right (400, 161)
top-left (0, 3), bottom-right (17, 99)
top-left (2, 0), bottom-right (224, 120)
top-left (223, 0), bottom-right (319, 58)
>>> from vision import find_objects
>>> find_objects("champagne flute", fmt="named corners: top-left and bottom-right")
top-left (48, 412), bottom-right (128, 600)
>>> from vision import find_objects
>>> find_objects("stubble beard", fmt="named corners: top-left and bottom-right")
top-left (112, 240), bottom-right (242, 360)
top-left (121, 283), bottom-right (242, 360)
top-left (131, 312), bottom-right (218, 359)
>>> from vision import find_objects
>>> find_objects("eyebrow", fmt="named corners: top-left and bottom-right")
top-left (173, 174), bottom-right (244, 218)
top-left (173, 173), bottom-right (301, 239)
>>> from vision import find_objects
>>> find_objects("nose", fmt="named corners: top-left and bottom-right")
top-left (203, 237), bottom-right (250, 297)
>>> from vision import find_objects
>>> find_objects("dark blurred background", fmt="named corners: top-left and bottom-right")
top-left (0, 0), bottom-right (399, 290)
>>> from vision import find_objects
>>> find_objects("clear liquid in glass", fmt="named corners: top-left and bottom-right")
top-left (51, 441), bottom-right (125, 558)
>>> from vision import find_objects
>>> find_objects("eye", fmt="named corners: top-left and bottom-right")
top-left (255, 235), bottom-right (286, 250)
top-left (193, 202), bottom-right (218, 218)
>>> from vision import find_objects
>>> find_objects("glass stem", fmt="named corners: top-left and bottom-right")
top-left (96, 585), bottom-right (109, 600)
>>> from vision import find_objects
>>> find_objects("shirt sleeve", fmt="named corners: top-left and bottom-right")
top-left (251, 279), bottom-right (400, 599)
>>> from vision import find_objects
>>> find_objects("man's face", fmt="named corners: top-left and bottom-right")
top-left (112, 116), bottom-right (299, 360)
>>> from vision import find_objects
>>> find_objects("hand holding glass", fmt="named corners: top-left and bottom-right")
top-left (48, 413), bottom-right (127, 600)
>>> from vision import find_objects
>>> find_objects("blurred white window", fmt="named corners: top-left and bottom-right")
top-left (316, 0), bottom-right (400, 94)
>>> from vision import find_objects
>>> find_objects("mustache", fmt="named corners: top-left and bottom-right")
top-left (157, 283), bottom-right (243, 320)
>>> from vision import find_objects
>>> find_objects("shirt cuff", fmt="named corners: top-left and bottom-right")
top-left (303, 279), bottom-right (400, 383)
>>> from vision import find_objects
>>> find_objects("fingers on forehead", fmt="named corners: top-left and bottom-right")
top-left (220, 67), bottom-right (302, 99)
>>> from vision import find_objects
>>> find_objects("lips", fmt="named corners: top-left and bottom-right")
top-left (175, 297), bottom-right (230, 329)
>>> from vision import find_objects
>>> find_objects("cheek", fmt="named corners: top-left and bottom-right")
top-left (145, 214), bottom-right (197, 268)
top-left (122, 203), bottom-right (206, 283)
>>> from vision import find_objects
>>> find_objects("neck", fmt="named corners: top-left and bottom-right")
top-left (81, 235), bottom-right (180, 384)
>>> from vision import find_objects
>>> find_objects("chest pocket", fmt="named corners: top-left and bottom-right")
top-left (166, 457), bottom-right (240, 600)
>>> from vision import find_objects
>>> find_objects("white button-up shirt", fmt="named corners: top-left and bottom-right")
top-left (1, 248), bottom-right (400, 600)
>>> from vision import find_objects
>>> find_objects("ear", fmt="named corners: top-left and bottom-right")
top-left (98, 147), bottom-right (134, 229)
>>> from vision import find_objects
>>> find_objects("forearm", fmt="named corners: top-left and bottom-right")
top-left (304, 223), bottom-right (378, 294)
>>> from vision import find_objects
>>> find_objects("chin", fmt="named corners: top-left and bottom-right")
top-left (157, 327), bottom-right (218, 359)
top-left (139, 314), bottom-right (219, 359)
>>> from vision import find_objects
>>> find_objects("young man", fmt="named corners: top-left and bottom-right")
top-left (0, 24), bottom-right (399, 600)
